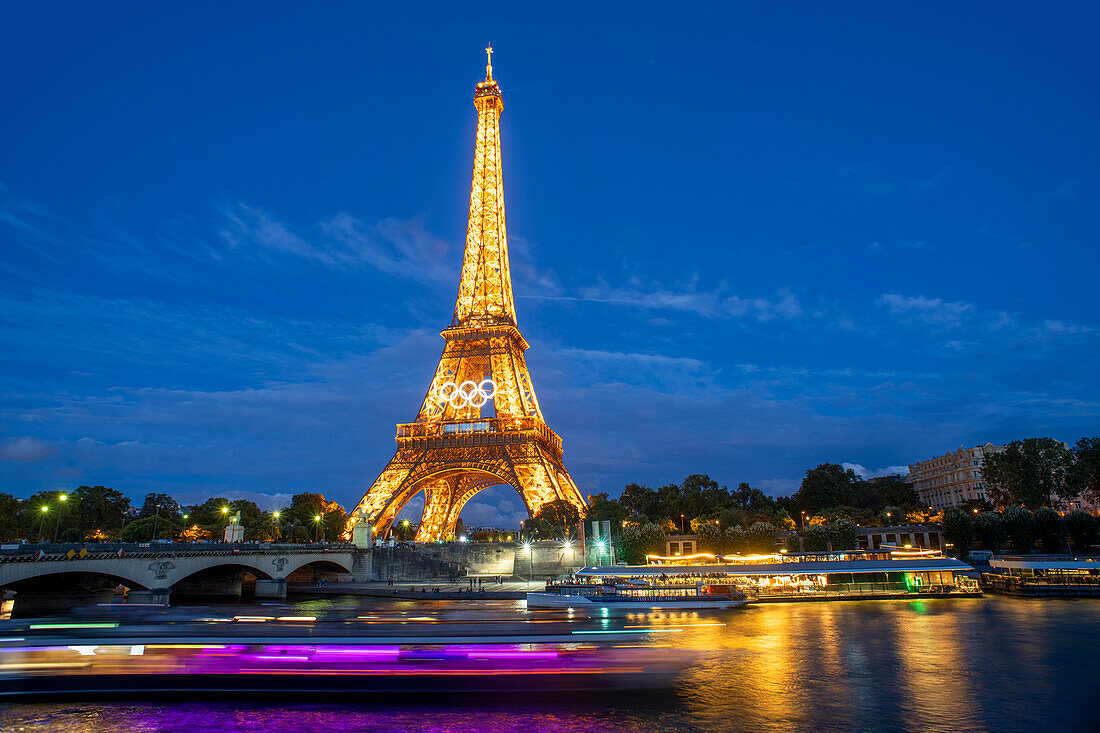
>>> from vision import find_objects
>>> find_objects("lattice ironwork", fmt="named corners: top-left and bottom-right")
top-left (348, 49), bottom-right (586, 542)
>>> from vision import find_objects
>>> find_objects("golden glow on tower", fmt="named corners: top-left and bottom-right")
top-left (349, 50), bottom-right (585, 542)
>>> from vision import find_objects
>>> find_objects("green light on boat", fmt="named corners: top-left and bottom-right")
top-left (28, 623), bottom-right (120, 629)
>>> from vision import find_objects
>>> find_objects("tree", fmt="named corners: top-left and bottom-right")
top-left (774, 509), bottom-right (796, 531)
top-left (72, 485), bottom-right (131, 537)
top-left (794, 464), bottom-right (861, 513)
top-left (529, 500), bottom-right (580, 540)
top-left (120, 516), bottom-right (160, 542)
top-left (280, 493), bottom-right (347, 542)
top-left (139, 493), bottom-right (182, 520)
top-left (1065, 511), bottom-right (1099, 553)
top-left (1071, 436), bottom-right (1100, 505)
top-left (725, 525), bottom-right (748, 554)
top-left (1034, 507), bottom-right (1067, 553)
top-left (695, 522), bottom-right (723, 554)
top-left (1002, 506), bottom-right (1036, 553)
top-left (0, 493), bottom-right (20, 541)
top-left (831, 518), bottom-right (858, 550)
top-left (973, 512), bottom-right (1005, 552)
top-left (882, 505), bottom-right (902, 525)
top-left (731, 482), bottom-right (776, 517)
top-left (875, 476), bottom-right (920, 509)
top-left (584, 493), bottom-right (627, 525)
top-left (982, 438), bottom-right (1076, 509)
top-left (616, 523), bottom-right (665, 565)
top-left (941, 507), bottom-right (974, 559)
top-left (246, 511), bottom-right (281, 542)
top-left (803, 525), bottom-right (828, 552)
top-left (618, 483), bottom-right (658, 520)
top-left (748, 522), bottom-right (776, 553)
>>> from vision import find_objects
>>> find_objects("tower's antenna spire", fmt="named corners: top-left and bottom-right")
top-left (485, 43), bottom-right (494, 81)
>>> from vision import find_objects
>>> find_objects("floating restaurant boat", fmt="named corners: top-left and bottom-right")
top-left (550, 548), bottom-right (981, 605)
top-left (980, 555), bottom-right (1100, 597)
top-left (526, 579), bottom-right (751, 611)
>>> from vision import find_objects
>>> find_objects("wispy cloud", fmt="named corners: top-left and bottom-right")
top-left (877, 293), bottom-right (976, 328)
top-left (219, 203), bottom-right (455, 281)
top-left (527, 276), bottom-right (806, 322)
top-left (0, 436), bottom-right (57, 462)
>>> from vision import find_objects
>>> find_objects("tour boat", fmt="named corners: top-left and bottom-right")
top-left (526, 580), bottom-right (751, 611)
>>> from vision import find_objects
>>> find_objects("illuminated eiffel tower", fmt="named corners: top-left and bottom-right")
top-left (349, 48), bottom-right (586, 542)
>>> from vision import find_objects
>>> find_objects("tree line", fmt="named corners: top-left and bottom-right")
top-left (0, 487), bottom-right (349, 544)
top-left (939, 506), bottom-right (1099, 559)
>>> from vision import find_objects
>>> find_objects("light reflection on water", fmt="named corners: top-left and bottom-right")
top-left (2, 596), bottom-right (1099, 732)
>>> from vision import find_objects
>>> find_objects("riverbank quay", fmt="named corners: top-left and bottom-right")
top-left (288, 580), bottom-right (538, 601)
top-left (981, 555), bottom-right (1100, 597)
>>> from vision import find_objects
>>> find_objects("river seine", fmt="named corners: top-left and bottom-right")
top-left (1, 595), bottom-right (1097, 732)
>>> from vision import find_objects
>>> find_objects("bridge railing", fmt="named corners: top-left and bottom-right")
top-left (0, 541), bottom-right (356, 560)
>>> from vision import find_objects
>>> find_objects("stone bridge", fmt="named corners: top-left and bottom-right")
top-left (0, 542), bottom-right (366, 612)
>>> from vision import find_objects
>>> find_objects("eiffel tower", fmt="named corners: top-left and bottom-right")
top-left (349, 48), bottom-right (586, 542)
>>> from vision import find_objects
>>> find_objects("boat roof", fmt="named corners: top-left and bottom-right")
top-left (989, 556), bottom-right (1100, 571)
top-left (577, 558), bottom-right (973, 577)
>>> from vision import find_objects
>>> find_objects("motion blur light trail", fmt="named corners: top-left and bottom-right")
top-left (0, 611), bottom-right (693, 695)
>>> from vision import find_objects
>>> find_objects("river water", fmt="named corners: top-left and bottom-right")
top-left (1, 595), bottom-right (1097, 732)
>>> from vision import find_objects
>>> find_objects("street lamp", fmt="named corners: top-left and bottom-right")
top-left (680, 514), bottom-right (685, 534)
top-left (38, 506), bottom-right (48, 541)
top-left (52, 493), bottom-right (68, 543)
top-left (800, 511), bottom-right (806, 530)
top-left (272, 511), bottom-right (281, 542)
top-left (152, 503), bottom-right (161, 542)
top-left (314, 514), bottom-right (323, 542)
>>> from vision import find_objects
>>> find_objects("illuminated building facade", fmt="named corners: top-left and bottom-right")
top-left (907, 443), bottom-right (1001, 510)
top-left (349, 49), bottom-right (586, 542)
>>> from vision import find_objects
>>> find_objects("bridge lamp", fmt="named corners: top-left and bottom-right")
top-left (562, 540), bottom-right (573, 550)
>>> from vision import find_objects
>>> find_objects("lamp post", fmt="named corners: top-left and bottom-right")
top-left (52, 493), bottom-right (68, 543)
top-left (272, 511), bottom-right (281, 542)
top-left (314, 514), bottom-right (323, 543)
top-left (801, 510), bottom-right (806, 530)
top-left (680, 514), bottom-right (685, 534)
top-left (152, 503), bottom-right (161, 542)
top-left (38, 506), bottom-right (48, 541)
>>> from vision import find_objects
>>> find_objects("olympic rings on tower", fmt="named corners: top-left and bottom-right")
top-left (438, 379), bottom-right (497, 409)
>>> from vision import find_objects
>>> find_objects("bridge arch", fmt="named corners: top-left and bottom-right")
top-left (168, 561), bottom-right (275, 590)
top-left (1, 567), bottom-right (149, 592)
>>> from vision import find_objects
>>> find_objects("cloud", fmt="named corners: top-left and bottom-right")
top-left (0, 436), bottom-right (56, 462)
top-left (218, 203), bottom-right (455, 281)
top-left (530, 276), bottom-right (806, 322)
top-left (841, 462), bottom-right (910, 479)
top-left (877, 293), bottom-right (975, 328)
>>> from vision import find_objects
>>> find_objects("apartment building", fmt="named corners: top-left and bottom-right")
top-left (907, 443), bottom-right (1001, 510)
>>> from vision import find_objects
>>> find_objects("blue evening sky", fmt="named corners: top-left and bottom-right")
top-left (2, 3), bottom-right (1098, 528)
